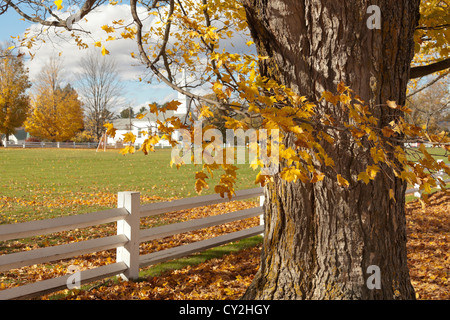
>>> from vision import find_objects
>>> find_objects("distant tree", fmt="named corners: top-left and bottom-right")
top-left (76, 51), bottom-right (123, 140)
top-left (0, 45), bottom-right (31, 142)
top-left (25, 82), bottom-right (84, 142)
top-left (407, 77), bottom-right (450, 133)
top-left (34, 56), bottom-right (63, 95)
top-left (138, 106), bottom-right (147, 114)
top-left (120, 107), bottom-right (135, 119)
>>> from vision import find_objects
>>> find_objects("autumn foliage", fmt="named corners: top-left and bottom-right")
top-left (0, 46), bottom-right (31, 140)
top-left (25, 84), bottom-right (84, 142)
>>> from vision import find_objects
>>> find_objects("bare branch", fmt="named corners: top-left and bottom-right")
top-left (4, 0), bottom-right (99, 32)
top-left (407, 70), bottom-right (450, 98)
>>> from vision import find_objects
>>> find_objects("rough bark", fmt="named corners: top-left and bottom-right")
top-left (242, 0), bottom-right (420, 300)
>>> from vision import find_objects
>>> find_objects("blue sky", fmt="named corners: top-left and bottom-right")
top-left (0, 10), bottom-right (32, 42)
top-left (0, 6), bottom-right (178, 114)
top-left (0, 3), bottom-right (254, 115)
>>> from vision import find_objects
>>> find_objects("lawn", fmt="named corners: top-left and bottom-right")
top-left (0, 148), bottom-right (258, 223)
top-left (1, 146), bottom-right (447, 223)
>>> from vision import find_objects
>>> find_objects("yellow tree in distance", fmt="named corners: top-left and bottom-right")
top-left (25, 84), bottom-right (84, 142)
top-left (0, 45), bottom-right (31, 142)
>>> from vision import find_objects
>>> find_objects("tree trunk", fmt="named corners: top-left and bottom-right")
top-left (242, 0), bottom-right (420, 299)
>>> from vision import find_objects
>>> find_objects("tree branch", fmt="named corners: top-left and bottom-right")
top-left (4, 0), bottom-right (99, 31)
top-left (129, 0), bottom-right (223, 111)
top-left (407, 70), bottom-right (450, 98)
top-left (416, 24), bottom-right (450, 31)
top-left (410, 57), bottom-right (450, 79)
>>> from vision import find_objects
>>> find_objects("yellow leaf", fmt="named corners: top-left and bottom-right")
top-left (101, 45), bottom-right (110, 56)
top-left (310, 172), bottom-right (325, 183)
top-left (7, 45), bottom-right (15, 50)
top-left (213, 82), bottom-right (223, 92)
top-left (104, 123), bottom-right (117, 138)
top-left (321, 91), bottom-right (340, 106)
top-left (389, 189), bottom-right (396, 202)
top-left (54, 0), bottom-right (63, 10)
top-left (367, 165), bottom-right (380, 179)
top-left (164, 100), bottom-right (182, 111)
top-left (324, 156), bottom-right (335, 167)
top-left (199, 106), bottom-right (214, 119)
top-left (255, 172), bottom-right (271, 186)
top-left (122, 132), bottom-right (136, 144)
top-left (120, 145), bottom-right (135, 155)
top-left (386, 100), bottom-right (397, 109)
top-left (337, 174), bottom-right (350, 188)
top-left (101, 25), bottom-right (115, 33)
top-left (357, 172), bottom-right (371, 184)
top-left (149, 103), bottom-right (159, 115)
top-left (136, 113), bottom-right (145, 120)
top-left (423, 182), bottom-right (432, 194)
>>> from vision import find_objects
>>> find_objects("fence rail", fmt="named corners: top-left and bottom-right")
top-left (0, 188), bottom-right (264, 300)
top-left (4, 141), bottom-right (101, 149)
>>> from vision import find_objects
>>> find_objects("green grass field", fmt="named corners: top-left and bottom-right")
top-left (1, 146), bottom-right (448, 224)
top-left (0, 148), bottom-right (258, 223)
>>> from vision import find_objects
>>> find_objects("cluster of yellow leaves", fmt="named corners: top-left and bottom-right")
top-left (414, 0), bottom-right (449, 59)
top-left (105, 100), bottom-right (188, 156)
top-left (318, 84), bottom-right (450, 197)
top-left (0, 49), bottom-right (30, 137)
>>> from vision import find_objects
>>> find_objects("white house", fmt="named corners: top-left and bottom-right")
top-left (107, 112), bottom-right (190, 148)
top-left (1, 128), bottom-right (29, 146)
top-left (107, 90), bottom-right (191, 148)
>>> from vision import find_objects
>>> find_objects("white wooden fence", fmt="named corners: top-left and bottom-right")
top-left (0, 188), bottom-right (265, 300)
top-left (4, 141), bottom-right (99, 149)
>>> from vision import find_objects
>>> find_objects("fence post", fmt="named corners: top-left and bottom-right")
top-left (259, 193), bottom-right (265, 236)
top-left (116, 191), bottom-right (140, 281)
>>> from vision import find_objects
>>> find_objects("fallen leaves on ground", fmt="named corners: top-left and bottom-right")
top-left (406, 192), bottom-right (449, 300)
top-left (1, 192), bottom-right (449, 300)
top-left (55, 246), bottom-right (261, 300)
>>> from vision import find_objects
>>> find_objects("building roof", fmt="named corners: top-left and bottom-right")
top-left (0, 127), bottom-right (28, 140)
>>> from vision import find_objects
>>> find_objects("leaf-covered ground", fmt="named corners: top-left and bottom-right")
top-left (1, 192), bottom-right (448, 300)
top-left (406, 192), bottom-right (449, 300)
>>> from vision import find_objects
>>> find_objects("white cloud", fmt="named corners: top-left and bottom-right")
top-left (20, 2), bottom-right (256, 109)
top-left (25, 5), bottom-right (145, 82)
